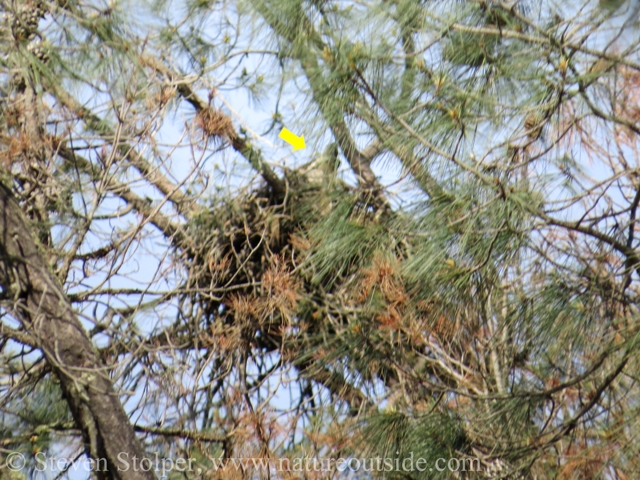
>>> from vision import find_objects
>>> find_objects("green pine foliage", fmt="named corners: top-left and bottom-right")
top-left (1, 376), bottom-right (71, 459)
top-left (356, 411), bottom-right (468, 480)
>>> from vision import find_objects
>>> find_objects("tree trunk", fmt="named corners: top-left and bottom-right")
top-left (0, 181), bottom-right (154, 480)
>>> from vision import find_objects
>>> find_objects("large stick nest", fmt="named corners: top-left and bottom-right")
top-left (175, 170), bottom-right (372, 336)
top-left (173, 168), bottom-right (414, 394)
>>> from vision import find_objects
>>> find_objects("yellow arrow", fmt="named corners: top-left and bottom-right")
top-left (278, 127), bottom-right (306, 151)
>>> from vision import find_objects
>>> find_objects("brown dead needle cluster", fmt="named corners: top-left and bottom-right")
top-left (195, 107), bottom-right (236, 144)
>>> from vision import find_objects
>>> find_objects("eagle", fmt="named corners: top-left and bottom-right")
top-left (297, 142), bottom-right (340, 184)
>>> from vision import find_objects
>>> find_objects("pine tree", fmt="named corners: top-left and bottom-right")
top-left (1, 0), bottom-right (640, 479)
